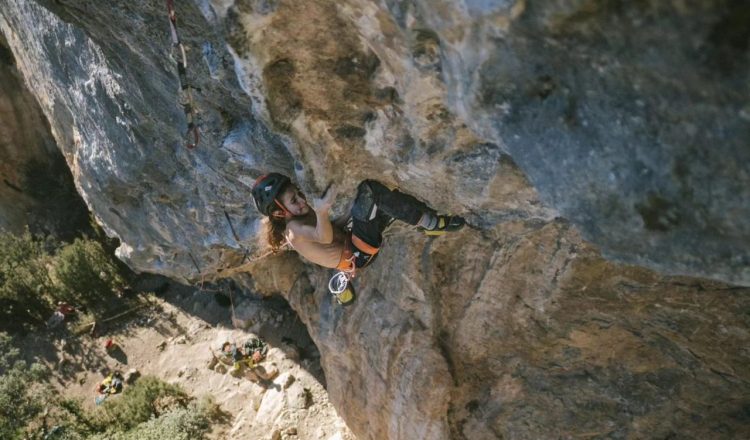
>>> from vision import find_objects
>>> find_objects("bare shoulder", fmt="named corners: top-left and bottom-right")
top-left (285, 218), bottom-right (313, 242)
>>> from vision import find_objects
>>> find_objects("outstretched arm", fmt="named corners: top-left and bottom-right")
top-left (287, 186), bottom-right (337, 243)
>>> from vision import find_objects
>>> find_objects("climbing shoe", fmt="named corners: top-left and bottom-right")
top-left (423, 215), bottom-right (465, 236)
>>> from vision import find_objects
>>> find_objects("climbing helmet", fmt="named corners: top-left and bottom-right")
top-left (252, 173), bottom-right (291, 216)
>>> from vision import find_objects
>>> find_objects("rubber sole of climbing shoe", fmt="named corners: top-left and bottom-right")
top-left (423, 215), bottom-right (466, 236)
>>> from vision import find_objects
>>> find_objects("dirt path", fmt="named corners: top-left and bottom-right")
top-left (22, 279), bottom-right (355, 440)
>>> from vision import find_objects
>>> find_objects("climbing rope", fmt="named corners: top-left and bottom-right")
top-left (187, 245), bottom-right (290, 296)
top-left (166, 0), bottom-right (200, 149)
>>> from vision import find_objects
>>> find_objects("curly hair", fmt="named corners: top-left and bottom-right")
top-left (260, 181), bottom-right (293, 252)
top-left (266, 215), bottom-right (288, 252)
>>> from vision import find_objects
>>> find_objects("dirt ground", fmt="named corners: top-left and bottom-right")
top-left (19, 276), bottom-right (355, 440)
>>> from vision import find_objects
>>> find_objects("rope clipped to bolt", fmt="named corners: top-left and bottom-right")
top-left (166, 0), bottom-right (200, 149)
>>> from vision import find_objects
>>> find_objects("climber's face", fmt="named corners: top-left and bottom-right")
top-left (277, 185), bottom-right (310, 217)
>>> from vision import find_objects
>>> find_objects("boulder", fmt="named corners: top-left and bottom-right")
top-left (124, 368), bottom-right (140, 384)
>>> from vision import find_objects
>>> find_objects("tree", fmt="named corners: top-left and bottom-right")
top-left (0, 332), bottom-right (48, 439)
top-left (50, 238), bottom-right (126, 312)
top-left (0, 232), bottom-right (55, 328)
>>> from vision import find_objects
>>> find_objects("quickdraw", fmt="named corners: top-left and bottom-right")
top-left (166, 0), bottom-right (200, 149)
top-left (328, 270), bottom-right (356, 305)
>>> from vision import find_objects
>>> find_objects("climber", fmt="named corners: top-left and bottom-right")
top-left (251, 173), bottom-right (464, 302)
top-left (243, 337), bottom-right (268, 367)
top-left (221, 341), bottom-right (246, 371)
top-left (95, 371), bottom-right (124, 404)
top-left (56, 302), bottom-right (76, 316)
top-left (46, 301), bottom-right (77, 329)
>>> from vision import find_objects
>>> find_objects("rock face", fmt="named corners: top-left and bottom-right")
top-left (408, 0), bottom-right (750, 286)
top-left (1, 1), bottom-right (749, 439)
top-left (277, 226), bottom-right (750, 439)
top-left (0, 0), bottom-right (293, 280)
top-left (0, 34), bottom-right (89, 237)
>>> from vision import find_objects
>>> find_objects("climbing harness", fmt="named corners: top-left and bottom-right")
top-left (166, 0), bottom-right (200, 149)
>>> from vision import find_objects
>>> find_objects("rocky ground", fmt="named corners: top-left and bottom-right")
top-left (20, 277), bottom-right (354, 440)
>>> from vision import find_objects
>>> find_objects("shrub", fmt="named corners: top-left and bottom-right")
top-left (92, 376), bottom-right (190, 432)
top-left (49, 239), bottom-right (126, 311)
top-left (0, 231), bottom-right (128, 329)
top-left (42, 399), bottom-right (96, 440)
top-left (0, 333), bottom-right (49, 439)
top-left (0, 332), bottom-right (21, 373)
top-left (88, 406), bottom-right (211, 440)
top-left (0, 232), bottom-right (55, 326)
top-left (0, 334), bottom-right (217, 440)
top-left (0, 369), bottom-right (44, 439)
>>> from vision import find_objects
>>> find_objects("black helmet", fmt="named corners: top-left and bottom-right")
top-left (252, 173), bottom-right (291, 216)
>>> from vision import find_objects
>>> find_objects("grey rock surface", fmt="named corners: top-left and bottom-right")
top-left (1, 0), bottom-right (293, 280)
top-left (1, 1), bottom-right (749, 439)
top-left (0, 34), bottom-right (89, 237)
top-left (404, 0), bottom-right (750, 285)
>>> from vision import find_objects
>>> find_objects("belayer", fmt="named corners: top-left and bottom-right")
top-left (252, 173), bottom-right (465, 302)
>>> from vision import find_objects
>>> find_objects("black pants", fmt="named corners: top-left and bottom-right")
top-left (350, 180), bottom-right (433, 267)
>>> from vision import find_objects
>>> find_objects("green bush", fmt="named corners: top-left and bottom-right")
top-left (42, 399), bottom-right (96, 440)
top-left (0, 232), bottom-right (54, 300)
top-left (86, 378), bottom-right (214, 440)
top-left (92, 376), bottom-right (190, 432)
top-left (50, 239), bottom-right (126, 310)
top-left (0, 369), bottom-right (44, 439)
top-left (0, 332), bottom-right (21, 372)
top-left (0, 231), bottom-right (128, 329)
top-left (88, 406), bottom-right (211, 440)
top-left (0, 333), bottom-right (49, 439)
top-left (22, 381), bottom-right (215, 440)
top-left (0, 333), bottom-right (218, 439)
top-left (0, 232), bottom-right (55, 326)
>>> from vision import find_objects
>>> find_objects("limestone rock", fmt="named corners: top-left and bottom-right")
top-left (1, 1), bottom-right (748, 439)
top-left (402, 0), bottom-right (750, 285)
top-left (246, 364), bottom-right (279, 382)
top-left (279, 343), bottom-right (300, 362)
top-left (283, 374), bottom-right (296, 390)
top-left (207, 353), bottom-right (218, 370)
top-left (124, 368), bottom-right (140, 384)
top-left (232, 298), bottom-right (268, 329)
top-left (0, 34), bottom-right (89, 238)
